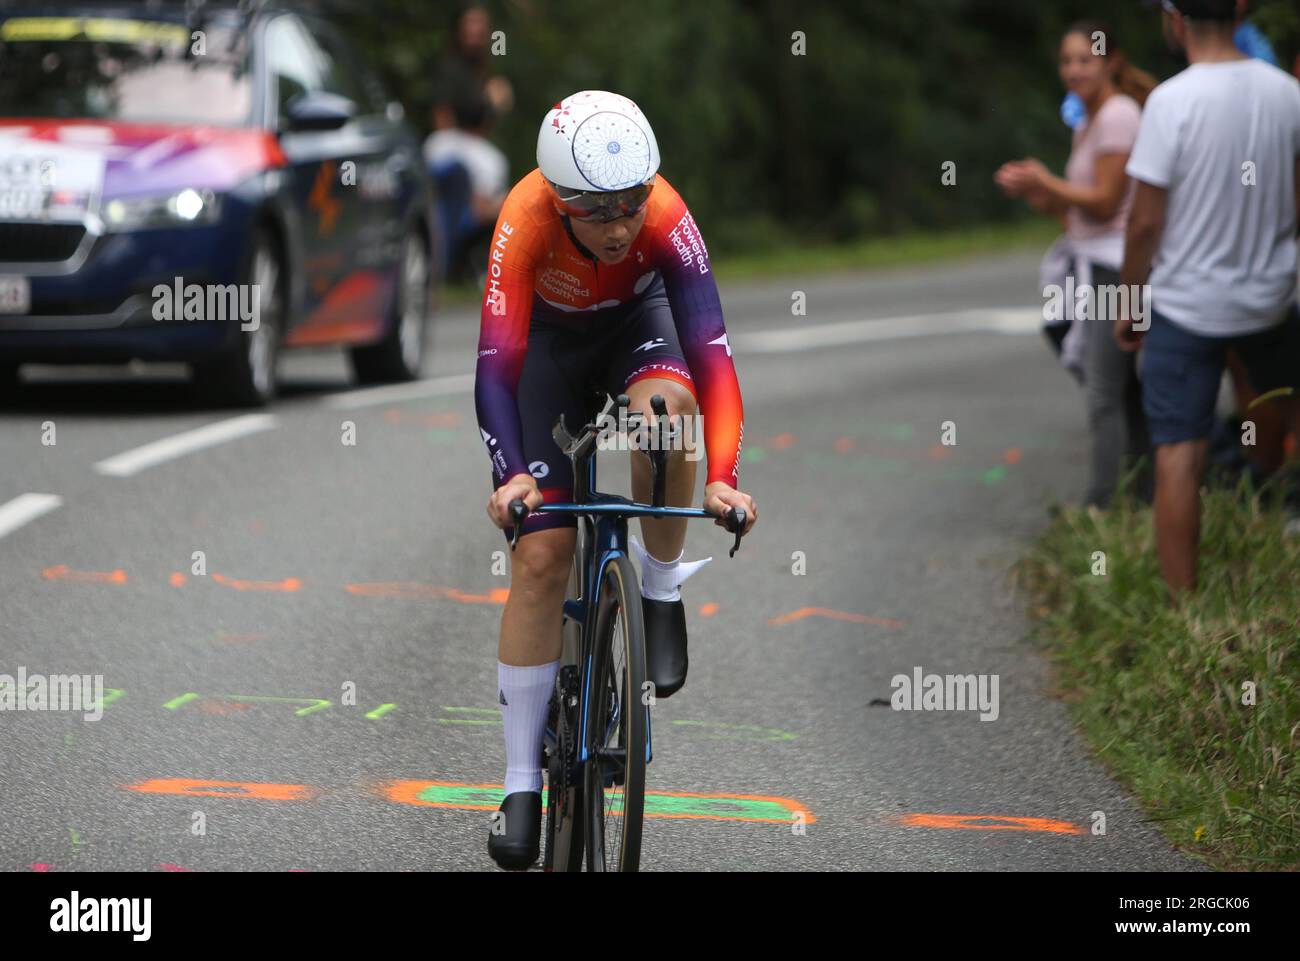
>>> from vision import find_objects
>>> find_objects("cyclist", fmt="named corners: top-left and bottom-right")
top-left (475, 90), bottom-right (757, 869)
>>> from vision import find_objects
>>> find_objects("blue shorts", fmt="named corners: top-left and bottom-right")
top-left (1140, 303), bottom-right (1300, 446)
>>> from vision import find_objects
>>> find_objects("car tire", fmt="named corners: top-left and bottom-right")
top-left (349, 227), bottom-right (430, 384)
top-left (191, 226), bottom-right (283, 407)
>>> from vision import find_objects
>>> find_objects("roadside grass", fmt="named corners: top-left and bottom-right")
top-left (1016, 474), bottom-right (1300, 870)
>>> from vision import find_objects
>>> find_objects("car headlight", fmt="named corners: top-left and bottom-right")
top-left (101, 188), bottom-right (224, 231)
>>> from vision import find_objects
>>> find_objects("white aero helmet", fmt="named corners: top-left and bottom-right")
top-left (537, 90), bottom-right (661, 194)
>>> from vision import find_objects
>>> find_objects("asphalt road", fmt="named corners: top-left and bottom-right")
top-left (0, 251), bottom-right (1201, 871)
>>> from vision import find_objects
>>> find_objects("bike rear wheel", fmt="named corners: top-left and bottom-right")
top-left (583, 554), bottom-right (647, 871)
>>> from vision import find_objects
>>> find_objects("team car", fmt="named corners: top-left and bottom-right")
top-left (0, 1), bottom-right (439, 404)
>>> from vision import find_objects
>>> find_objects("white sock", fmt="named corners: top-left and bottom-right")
top-left (629, 535), bottom-right (713, 602)
top-left (498, 659), bottom-right (559, 795)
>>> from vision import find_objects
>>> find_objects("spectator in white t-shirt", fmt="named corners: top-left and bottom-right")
top-left (425, 87), bottom-right (508, 282)
top-left (425, 89), bottom-right (508, 227)
top-left (1115, 0), bottom-right (1300, 595)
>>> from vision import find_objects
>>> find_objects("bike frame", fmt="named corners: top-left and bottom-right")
top-left (535, 440), bottom-right (715, 769)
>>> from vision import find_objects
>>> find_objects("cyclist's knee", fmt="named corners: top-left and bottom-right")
top-left (511, 528), bottom-right (575, 594)
top-left (626, 378), bottom-right (698, 439)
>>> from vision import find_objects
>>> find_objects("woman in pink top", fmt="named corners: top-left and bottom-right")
top-left (996, 22), bottom-right (1158, 507)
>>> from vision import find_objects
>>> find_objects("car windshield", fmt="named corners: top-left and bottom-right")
top-left (0, 15), bottom-right (252, 125)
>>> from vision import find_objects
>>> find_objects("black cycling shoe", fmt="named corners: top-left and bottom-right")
top-left (643, 597), bottom-right (688, 699)
top-left (488, 790), bottom-right (541, 870)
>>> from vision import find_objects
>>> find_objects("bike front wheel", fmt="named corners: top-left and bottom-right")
top-left (583, 553), bottom-right (647, 871)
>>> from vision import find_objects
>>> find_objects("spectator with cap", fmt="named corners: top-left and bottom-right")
top-left (1115, 0), bottom-right (1300, 595)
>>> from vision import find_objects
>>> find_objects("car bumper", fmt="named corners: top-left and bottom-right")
top-left (0, 214), bottom-right (250, 364)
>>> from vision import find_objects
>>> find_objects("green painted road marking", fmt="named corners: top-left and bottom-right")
top-left (404, 783), bottom-right (810, 823)
top-left (742, 446), bottom-right (767, 463)
top-left (982, 465), bottom-right (1008, 485)
top-left (436, 706), bottom-right (500, 725)
top-left (365, 704), bottom-right (397, 720)
top-left (164, 693), bottom-right (331, 716)
top-left (101, 688), bottom-right (124, 708)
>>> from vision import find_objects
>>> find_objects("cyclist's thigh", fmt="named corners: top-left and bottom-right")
top-left (601, 276), bottom-right (699, 405)
top-left (496, 318), bottom-right (593, 542)
top-left (510, 525), bottom-right (577, 584)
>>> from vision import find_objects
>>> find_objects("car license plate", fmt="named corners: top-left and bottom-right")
top-left (0, 276), bottom-right (31, 314)
top-left (0, 189), bottom-right (46, 219)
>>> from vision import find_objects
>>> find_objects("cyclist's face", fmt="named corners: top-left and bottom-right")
top-left (568, 206), bottom-right (648, 264)
top-left (1059, 32), bottom-right (1109, 103)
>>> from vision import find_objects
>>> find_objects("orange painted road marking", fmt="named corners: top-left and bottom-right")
top-left (770, 432), bottom-right (795, 450)
top-left (125, 778), bottom-right (315, 801)
top-left (211, 573), bottom-right (302, 592)
top-left (168, 572), bottom-right (187, 587)
top-left (898, 813), bottom-right (1084, 835)
top-left (768, 607), bottom-right (906, 629)
top-left (699, 602), bottom-right (719, 617)
top-left (41, 565), bottom-right (127, 584)
top-left (346, 582), bottom-right (509, 605)
top-left (1003, 447), bottom-right (1022, 465)
top-left (927, 445), bottom-right (953, 460)
top-left (446, 587), bottom-right (511, 605)
top-left (833, 436), bottom-right (856, 453)
top-left (346, 582), bottom-right (445, 598)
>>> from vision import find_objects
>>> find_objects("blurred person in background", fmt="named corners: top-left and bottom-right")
top-left (1151, 0), bottom-right (1296, 479)
top-left (1115, 0), bottom-right (1300, 595)
top-left (432, 4), bottom-right (513, 126)
top-left (996, 22), bottom-right (1158, 508)
top-left (426, 86), bottom-right (508, 284)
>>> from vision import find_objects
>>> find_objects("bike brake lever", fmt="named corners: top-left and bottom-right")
top-left (508, 499), bottom-right (529, 552)
top-left (724, 506), bottom-right (746, 557)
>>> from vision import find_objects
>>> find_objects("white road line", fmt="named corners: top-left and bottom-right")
top-left (321, 372), bottom-right (477, 410)
top-left (0, 493), bottom-right (63, 540)
top-left (318, 308), bottom-right (1043, 406)
top-left (93, 414), bottom-right (278, 478)
top-left (740, 307), bottom-right (1043, 353)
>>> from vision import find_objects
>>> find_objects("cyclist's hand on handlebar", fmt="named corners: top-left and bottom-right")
top-left (487, 473), bottom-right (543, 529)
top-left (704, 481), bottom-right (756, 535)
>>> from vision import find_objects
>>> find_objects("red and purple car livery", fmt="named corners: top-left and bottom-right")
top-left (0, 2), bottom-right (438, 404)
